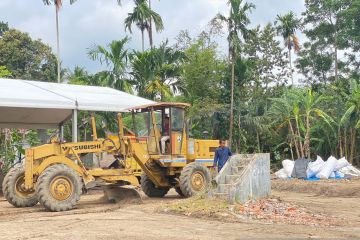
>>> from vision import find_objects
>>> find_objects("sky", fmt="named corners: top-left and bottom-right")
top-left (0, 0), bottom-right (305, 74)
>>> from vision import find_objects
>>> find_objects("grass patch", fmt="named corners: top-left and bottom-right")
top-left (159, 194), bottom-right (231, 219)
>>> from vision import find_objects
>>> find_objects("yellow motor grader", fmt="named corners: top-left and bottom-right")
top-left (2, 102), bottom-right (219, 211)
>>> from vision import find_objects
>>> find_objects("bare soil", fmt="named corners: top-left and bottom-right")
top-left (0, 179), bottom-right (359, 239)
top-left (272, 177), bottom-right (360, 197)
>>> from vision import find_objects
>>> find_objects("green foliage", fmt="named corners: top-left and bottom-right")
top-left (130, 41), bottom-right (186, 100)
top-left (2, 0), bottom-right (360, 169)
top-left (181, 37), bottom-right (226, 103)
top-left (88, 37), bottom-right (133, 92)
top-left (0, 21), bottom-right (9, 36)
top-left (0, 66), bottom-right (11, 78)
top-left (0, 129), bottom-right (39, 173)
top-left (0, 29), bottom-right (57, 81)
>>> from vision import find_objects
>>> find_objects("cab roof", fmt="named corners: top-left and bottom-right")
top-left (127, 102), bottom-right (190, 111)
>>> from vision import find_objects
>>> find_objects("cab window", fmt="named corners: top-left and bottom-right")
top-left (171, 107), bottom-right (184, 132)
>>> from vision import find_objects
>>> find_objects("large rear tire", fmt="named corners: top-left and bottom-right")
top-left (141, 174), bottom-right (169, 198)
top-left (36, 164), bottom-right (82, 212)
top-left (2, 166), bottom-right (38, 207)
top-left (179, 163), bottom-right (211, 197)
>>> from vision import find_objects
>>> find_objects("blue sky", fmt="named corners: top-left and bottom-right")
top-left (0, 0), bottom-right (305, 73)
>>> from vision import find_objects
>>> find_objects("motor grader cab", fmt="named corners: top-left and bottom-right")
top-left (2, 102), bottom-right (220, 212)
top-left (118, 102), bottom-right (220, 198)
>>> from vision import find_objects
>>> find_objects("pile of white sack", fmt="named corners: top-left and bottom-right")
top-left (275, 156), bottom-right (360, 179)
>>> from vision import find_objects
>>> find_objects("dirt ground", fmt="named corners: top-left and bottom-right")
top-left (0, 179), bottom-right (359, 240)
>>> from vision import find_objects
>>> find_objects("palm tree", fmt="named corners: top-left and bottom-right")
top-left (124, 0), bottom-right (164, 51)
top-left (213, 0), bottom-right (254, 149)
top-left (338, 79), bottom-right (360, 163)
top-left (88, 37), bottom-right (133, 93)
top-left (66, 66), bottom-right (89, 85)
top-left (275, 11), bottom-right (301, 85)
top-left (130, 42), bottom-right (185, 100)
top-left (42, 0), bottom-right (77, 83)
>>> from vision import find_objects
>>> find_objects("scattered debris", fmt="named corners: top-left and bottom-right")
top-left (231, 198), bottom-right (342, 226)
top-left (159, 195), bottom-right (343, 227)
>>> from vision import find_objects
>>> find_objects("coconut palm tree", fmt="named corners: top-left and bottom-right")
top-left (275, 11), bottom-right (301, 85)
top-left (124, 0), bottom-right (163, 51)
top-left (88, 37), bottom-right (133, 93)
top-left (43, 0), bottom-right (77, 83)
top-left (213, 0), bottom-right (255, 149)
top-left (42, 0), bottom-right (77, 83)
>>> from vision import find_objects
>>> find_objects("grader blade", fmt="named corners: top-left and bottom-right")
top-left (101, 185), bottom-right (143, 204)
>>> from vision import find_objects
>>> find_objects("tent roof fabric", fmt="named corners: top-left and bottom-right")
top-left (0, 78), bottom-right (154, 128)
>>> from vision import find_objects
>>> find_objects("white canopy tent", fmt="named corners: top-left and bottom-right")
top-left (0, 78), bottom-right (154, 141)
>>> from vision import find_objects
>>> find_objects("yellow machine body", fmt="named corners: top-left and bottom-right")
top-left (22, 102), bottom-right (220, 192)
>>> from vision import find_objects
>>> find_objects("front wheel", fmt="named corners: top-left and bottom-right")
top-left (141, 174), bottom-right (169, 198)
top-left (2, 166), bottom-right (38, 207)
top-left (179, 163), bottom-right (211, 197)
top-left (36, 164), bottom-right (82, 212)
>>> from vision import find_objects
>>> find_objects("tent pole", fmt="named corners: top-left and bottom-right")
top-left (59, 124), bottom-right (64, 142)
top-left (72, 109), bottom-right (78, 142)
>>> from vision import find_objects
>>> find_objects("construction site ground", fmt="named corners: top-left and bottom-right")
top-left (0, 178), bottom-right (359, 240)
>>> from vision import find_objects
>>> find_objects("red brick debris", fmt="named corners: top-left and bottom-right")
top-left (232, 198), bottom-right (343, 226)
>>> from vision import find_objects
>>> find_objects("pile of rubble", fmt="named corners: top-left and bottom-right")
top-left (231, 198), bottom-right (342, 226)
top-left (275, 156), bottom-right (360, 179)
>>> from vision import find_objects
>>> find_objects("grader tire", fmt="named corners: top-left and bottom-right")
top-left (175, 187), bottom-right (185, 197)
top-left (36, 164), bottom-right (82, 212)
top-left (141, 174), bottom-right (169, 198)
top-left (179, 163), bottom-right (211, 197)
top-left (2, 166), bottom-right (38, 207)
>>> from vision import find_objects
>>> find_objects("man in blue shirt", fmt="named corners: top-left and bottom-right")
top-left (213, 140), bottom-right (232, 172)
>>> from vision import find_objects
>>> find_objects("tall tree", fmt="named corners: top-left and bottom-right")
top-left (0, 29), bottom-right (57, 81)
top-left (213, 0), bottom-right (255, 149)
top-left (275, 11), bottom-right (301, 85)
top-left (88, 37), bottom-right (133, 93)
top-left (301, 0), bottom-right (353, 83)
top-left (42, 0), bottom-right (77, 83)
top-left (124, 0), bottom-right (164, 51)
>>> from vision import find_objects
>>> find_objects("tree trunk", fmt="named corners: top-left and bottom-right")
top-left (56, 7), bottom-right (61, 83)
top-left (338, 128), bottom-right (343, 157)
top-left (237, 113), bottom-right (241, 153)
top-left (350, 128), bottom-right (356, 164)
top-left (344, 128), bottom-right (348, 160)
top-left (294, 117), bottom-right (305, 158)
top-left (288, 45), bottom-right (293, 85)
top-left (229, 60), bottom-right (235, 149)
top-left (141, 29), bottom-right (145, 52)
top-left (334, 30), bottom-right (338, 81)
top-left (289, 120), bottom-right (300, 159)
top-left (148, 0), bottom-right (153, 48)
top-left (304, 114), bottom-right (311, 158)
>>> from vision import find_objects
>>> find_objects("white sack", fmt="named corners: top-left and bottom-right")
top-left (335, 171), bottom-right (345, 178)
top-left (306, 156), bottom-right (325, 178)
top-left (339, 165), bottom-right (360, 177)
top-left (330, 172), bottom-right (335, 178)
top-left (275, 168), bottom-right (288, 179)
top-left (282, 160), bottom-right (294, 177)
top-left (316, 156), bottom-right (338, 179)
top-left (334, 157), bottom-right (350, 171)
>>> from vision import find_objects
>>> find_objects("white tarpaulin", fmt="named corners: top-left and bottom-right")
top-left (0, 78), bottom-right (154, 129)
